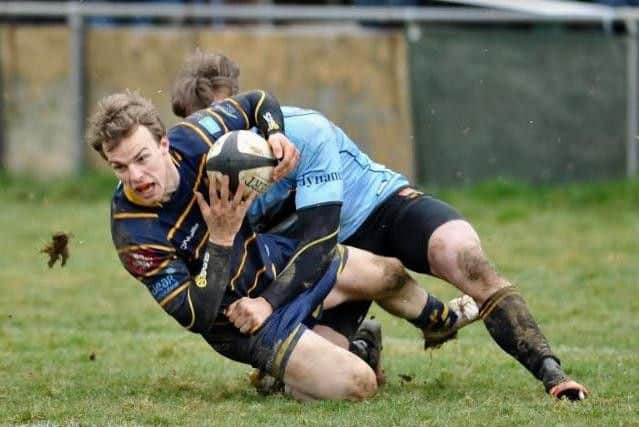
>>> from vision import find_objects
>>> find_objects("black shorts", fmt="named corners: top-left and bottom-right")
top-left (318, 189), bottom-right (463, 338)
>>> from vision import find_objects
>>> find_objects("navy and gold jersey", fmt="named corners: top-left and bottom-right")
top-left (110, 91), bottom-right (290, 329)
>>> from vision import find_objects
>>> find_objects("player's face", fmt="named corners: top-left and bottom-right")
top-left (105, 126), bottom-right (173, 204)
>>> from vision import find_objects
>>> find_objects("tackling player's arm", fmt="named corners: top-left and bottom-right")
top-left (260, 202), bottom-right (341, 309)
top-left (225, 202), bottom-right (341, 335)
top-left (247, 127), bottom-right (345, 326)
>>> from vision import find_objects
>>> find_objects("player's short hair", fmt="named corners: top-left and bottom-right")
top-left (171, 50), bottom-right (240, 118)
top-left (87, 91), bottom-right (165, 159)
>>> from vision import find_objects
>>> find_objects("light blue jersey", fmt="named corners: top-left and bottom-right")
top-left (248, 106), bottom-right (409, 241)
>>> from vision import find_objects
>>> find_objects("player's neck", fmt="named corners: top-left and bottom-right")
top-left (161, 159), bottom-right (180, 202)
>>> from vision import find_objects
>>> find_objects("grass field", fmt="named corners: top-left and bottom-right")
top-left (1, 174), bottom-right (638, 426)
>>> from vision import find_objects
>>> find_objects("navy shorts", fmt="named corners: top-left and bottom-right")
top-left (202, 245), bottom-right (347, 379)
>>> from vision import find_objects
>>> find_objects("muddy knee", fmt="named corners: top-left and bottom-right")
top-left (457, 244), bottom-right (492, 282)
top-left (429, 236), bottom-right (505, 303)
top-left (379, 257), bottom-right (411, 297)
top-left (456, 244), bottom-right (506, 301)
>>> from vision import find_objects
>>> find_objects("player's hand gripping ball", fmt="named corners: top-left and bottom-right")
top-left (206, 130), bottom-right (277, 197)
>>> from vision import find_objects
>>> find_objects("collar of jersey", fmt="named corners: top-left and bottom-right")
top-left (123, 184), bottom-right (164, 208)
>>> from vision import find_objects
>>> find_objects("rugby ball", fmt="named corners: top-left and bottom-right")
top-left (206, 130), bottom-right (277, 196)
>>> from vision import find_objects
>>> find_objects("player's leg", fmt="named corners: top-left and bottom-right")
top-left (205, 322), bottom-right (378, 401)
top-left (312, 324), bottom-right (349, 348)
top-left (348, 319), bottom-right (385, 385)
top-left (249, 246), bottom-right (377, 401)
top-left (354, 187), bottom-right (587, 399)
top-left (282, 328), bottom-right (378, 401)
top-left (284, 385), bottom-right (317, 402)
top-left (251, 317), bottom-right (385, 396)
top-left (330, 190), bottom-right (477, 347)
top-left (404, 195), bottom-right (589, 399)
top-left (325, 246), bottom-right (477, 345)
top-left (247, 243), bottom-right (384, 396)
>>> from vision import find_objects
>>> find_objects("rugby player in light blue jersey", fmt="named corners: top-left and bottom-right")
top-left (88, 89), bottom-right (476, 401)
top-left (169, 51), bottom-right (589, 401)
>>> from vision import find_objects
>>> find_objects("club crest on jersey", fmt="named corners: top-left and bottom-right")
top-left (121, 248), bottom-right (164, 276)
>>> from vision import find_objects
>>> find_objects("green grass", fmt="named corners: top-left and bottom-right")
top-left (1, 174), bottom-right (638, 426)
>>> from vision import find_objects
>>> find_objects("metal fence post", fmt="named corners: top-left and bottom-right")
top-left (0, 28), bottom-right (5, 171)
top-left (69, 3), bottom-right (86, 173)
top-left (627, 19), bottom-right (638, 178)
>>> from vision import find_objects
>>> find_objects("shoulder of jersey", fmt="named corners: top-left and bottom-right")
top-left (282, 106), bottom-right (334, 143)
top-left (168, 111), bottom-right (221, 157)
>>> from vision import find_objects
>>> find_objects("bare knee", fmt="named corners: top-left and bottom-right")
top-left (428, 221), bottom-right (507, 302)
top-left (378, 257), bottom-right (411, 297)
top-left (344, 365), bottom-right (378, 401)
top-left (428, 221), bottom-right (480, 279)
top-left (456, 243), bottom-right (492, 283)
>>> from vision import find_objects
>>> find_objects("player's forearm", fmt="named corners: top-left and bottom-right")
top-left (162, 242), bottom-right (232, 333)
top-left (260, 203), bottom-right (341, 309)
top-left (261, 236), bottom-right (337, 309)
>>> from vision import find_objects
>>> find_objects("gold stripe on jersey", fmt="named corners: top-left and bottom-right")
top-left (229, 233), bottom-right (257, 291)
top-left (168, 195), bottom-right (197, 241)
top-left (185, 288), bottom-right (196, 329)
top-left (118, 244), bottom-right (175, 254)
top-left (225, 97), bottom-right (250, 129)
top-left (205, 109), bottom-right (229, 134)
top-left (170, 156), bottom-right (179, 167)
top-left (113, 212), bottom-right (159, 220)
top-left (177, 122), bottom-right (214, 147)
top-left (142, 258), bottom-right (173, 278)
top-left (167, 154), bottom-right (207, 241)
top-left (194, 231), bottom-right (210, 260)
top-left (247, 266), bottom-right (267, 296)
top-left (159, 280), bottom-right (189, 307)
top-left (254, 90), bottom-right (266, 125)
top-left (170, 150), bottom-right (182, 165)
top-left (279, 228), bottom-right (340, 275)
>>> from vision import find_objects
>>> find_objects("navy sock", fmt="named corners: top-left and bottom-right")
top-left (409, 294), bottom-right (458, 330)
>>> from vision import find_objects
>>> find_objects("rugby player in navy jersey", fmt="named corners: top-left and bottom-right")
top-left (87, 89), bottom-right (477, 401)
top-left (169, 51), bottom-right (589, 401)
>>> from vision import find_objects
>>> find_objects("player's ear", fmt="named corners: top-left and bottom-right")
top-left (213, 85), bottom-right (233, 102)
top-left (159, 136), bottom-right (170, 153)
